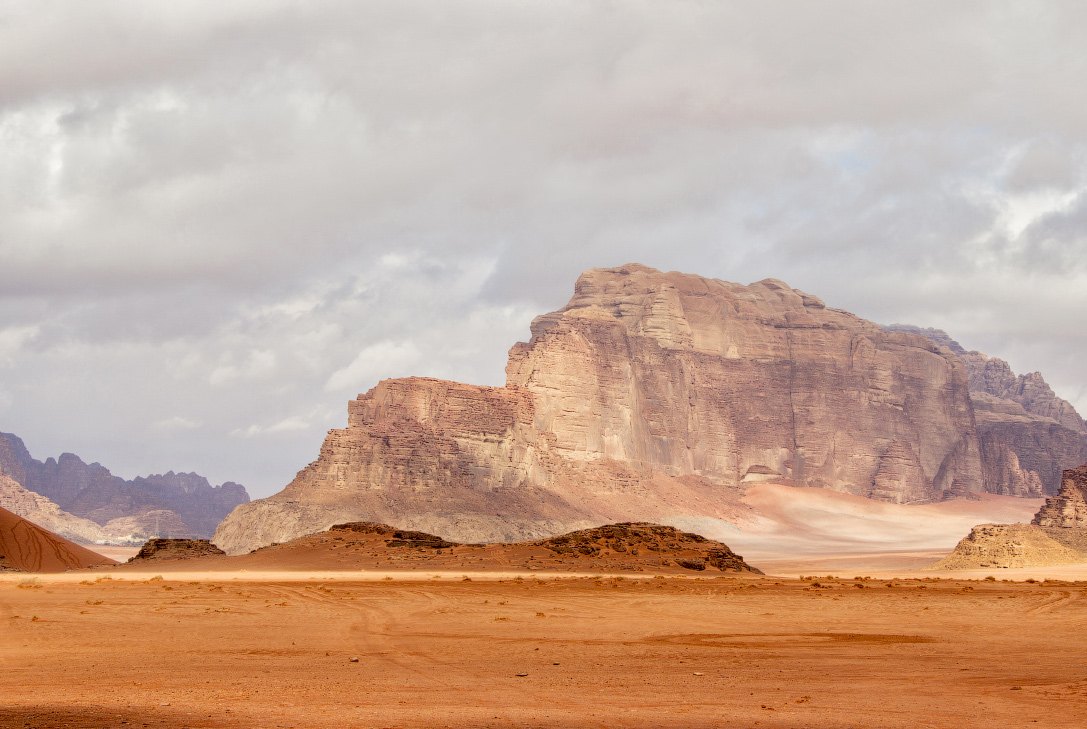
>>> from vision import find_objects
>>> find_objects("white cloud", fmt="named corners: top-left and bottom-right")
top-left (208, 349), bottom-right (277, 386)
top-left (230, 416), bottom-right (312, 439)
top-left (324, 340), bottom-right (422, 394)
top-left (152, 416), bottom-right (201, 431)
top-left (0, 1), bottom-right (1085, 496)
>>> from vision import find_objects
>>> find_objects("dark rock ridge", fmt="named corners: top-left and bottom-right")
top-left (536, 523), bottom-right (759, 573)
top-left (886, 326), bottom-right (1087, 496)
top-left (128, 538), bottom-right (227, 562)
top-left (0, 432), bottom-right (249, 539)
top-left (218, 264), bottom-right (1002, 554)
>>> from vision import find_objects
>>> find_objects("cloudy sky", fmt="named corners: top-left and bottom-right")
top-left (1, 1), bottom-right (1085, 497)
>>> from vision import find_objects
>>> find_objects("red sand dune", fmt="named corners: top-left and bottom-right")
top-left (0, 505), bottom-right (116, 573)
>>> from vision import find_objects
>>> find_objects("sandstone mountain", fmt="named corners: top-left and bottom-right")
top-left (887, 326), bottom-right (1087, 497)
top-left (0, 432), bottom-right (249, 540)
top-left (216, 264), bottom-right (1001, 554)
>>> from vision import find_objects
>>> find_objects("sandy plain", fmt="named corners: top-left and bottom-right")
top-left (4, 570), bottom-right (1087, 729)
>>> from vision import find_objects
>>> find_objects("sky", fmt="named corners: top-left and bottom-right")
top-left (1, 1), bottom-right (1085, 498)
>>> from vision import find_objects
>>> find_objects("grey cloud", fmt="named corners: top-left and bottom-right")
top-left (1, 1), bottom-right (1086, 495)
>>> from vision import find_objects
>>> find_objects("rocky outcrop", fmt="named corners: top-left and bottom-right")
top-left (933, 523), bottom-right (1085, 570)
top-left (188, 520), bottom-right (763, 573)
top-left (216, 264), bottom-right (988, 554)
top-left (1033, 465), bottom-right (1087, 528)
top-left (128, 538), bottom-right (226, 562)
top-left (538, 523), bottom-right (759, 573)
top-left (0, 432), bottom-right (249, 539)
top-left (937, 465), bottom-right (1087, 569)
top-left (886, 327), bottom-right (1087, 496)
top-left (0, 473), bottom-right (111, 544)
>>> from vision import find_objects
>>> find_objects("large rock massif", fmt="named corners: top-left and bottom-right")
top-left (0, 432), bottom-right (249, 542)
top-left (888, 326), bottom-right (1087, 497)
top-left (217, 264), bottom-right (998, 554)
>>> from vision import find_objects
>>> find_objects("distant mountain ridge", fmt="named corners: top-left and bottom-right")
top-left (0, 432), bottom-right (249, 541)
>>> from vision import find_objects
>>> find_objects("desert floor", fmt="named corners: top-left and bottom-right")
top-left (3, 572), bottom-right (1087, 728)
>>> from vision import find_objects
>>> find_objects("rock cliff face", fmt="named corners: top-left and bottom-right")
top-left (0, 474), bottom-right (111, 544)
top-left (216, 264), bottom-right (987, 554)
top-left (1033, 465), bottom-right (1087, 528)
top-left (0, 432), bottom-right (249, 539)
top-left (887, 327), bottom-right (1087, 496)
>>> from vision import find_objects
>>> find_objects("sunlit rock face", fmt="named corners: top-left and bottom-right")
top-left (216, 264), bottom-right (992, 554)
top-left (1034, 465), bottom-right (1087, 528)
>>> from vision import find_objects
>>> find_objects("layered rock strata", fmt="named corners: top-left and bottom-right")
top-left (1033, 465), bottom-right (1087, 528)
top-left (933, 523), bottom-right (1085, 570)
top-left (216, 264), bottom-right (989, 554)
top-left (888, 326), bottom-right (1087, 496)
top-left (0, 432), bottom-right (249, 539)
top-left (937, 465), bottom-right (1087, 569)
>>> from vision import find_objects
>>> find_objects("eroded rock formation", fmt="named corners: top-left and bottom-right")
top-left (1033, 465), bottom-right (1087, 528)
top-left (216, 264), bottom-right (989, 554)
top-left (888, 326), bottom-right (1087, 496)
top-left (128, 538), bottom-right (226, 562)
top-left (937, 465), bottom-right (1087, 569)
top-left (0, 432), bottom-right (249, 539)
top-left (933, 523), bottom-right (1085, 570)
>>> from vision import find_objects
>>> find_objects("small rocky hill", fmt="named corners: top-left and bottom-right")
top-left (128, 538), bottom-right (226, 563)
top-left (933, 524), bottom-right (1085, 570)
top-left (121, 521), bottom-right (762, 574)
top-left (936, 465), bottom-right (1087, 569)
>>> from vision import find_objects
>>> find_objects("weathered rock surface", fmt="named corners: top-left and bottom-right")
top-left (537, 523), bottom-right (759, 573)
top-left (1033, 465), bottom-right (1087, 528)
top-left (136, 520), bottom-right (761, 573)
top-left (0, 432), bottom-right (249, 539)
top-left (0, 474), bottom-right (112, 544)
top-left (887, 326), bottom-right (1087, 496)
top-left (937, 465), bottom-right (1087, 569)
top-left (217, 264), bottom-right (990, 554)
top-left (128, 538), bottom-right (226, 563)
top-left (933, 523), bottom-right (1085, 570)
